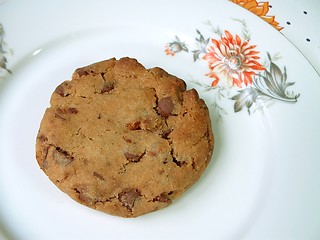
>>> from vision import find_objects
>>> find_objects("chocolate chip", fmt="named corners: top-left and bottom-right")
top-left (54, 84), bottom-right (65, 97)
top-left (54, 147), bottom-right (74, 166)
top-left (57, 107), bottom-right (78, 114)
top-left (74, 187), bottom-right (94, 204)
top-left (55, 107), bottom-right (78, 120)
top-left (118, 189), bottom-right (141, 210)
top-left (124, 152), bottom-right (138, 161)
top-left (68, 107), bottom-right (78, 114)
top-left (93, 171), bottom-right (105, 180)
top-left (158, 97), bottom-right (174, 118)
top-left (79, 193), bottom-right (93, 203)
top-left (37, 134), bottom-right (48, 142)
top-left (124, 152), bottom-right (144, 162)
top-left (123, 136), bottom-right (132, 143)
top-left (101, 83), bottom-right (114, 93)
top-left (161, 129), bottom-right (172, 139)
top-left (153, 193), bottom-right (172, 203)
top-left (75, 67), bottom-right (89, 77)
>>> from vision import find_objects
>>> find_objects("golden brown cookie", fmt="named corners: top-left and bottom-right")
top-left (36, 57), bottom-right (214, 218)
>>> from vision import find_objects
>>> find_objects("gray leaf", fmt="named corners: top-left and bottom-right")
top-left (234, 100), bottom-right (243, 112)
top-left (253, 58), bottom-right (300, 102)
top-left (192, 50), bottom-right (201, 62)
top-left (231, 87), bottom-right (258, 113)
top-left (0, 54), bottom-right (7, 69)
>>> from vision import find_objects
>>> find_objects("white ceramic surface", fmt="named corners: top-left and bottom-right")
top-left (0, 1), bottom-right (319, 239)
top-left (268, 0), bottom-right (320, 75)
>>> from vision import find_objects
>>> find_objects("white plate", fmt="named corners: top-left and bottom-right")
top-left (0, 0), bottom-right (320, 239)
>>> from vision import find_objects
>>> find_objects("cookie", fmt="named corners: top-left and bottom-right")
top-left (36, 57), bottom-right (214, 218)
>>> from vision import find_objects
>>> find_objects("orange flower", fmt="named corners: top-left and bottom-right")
top-left (164, 45), bottom-right (175, 56)
top-left (230, 0), bottom-right (283, 31)
top-left (206, 72), bottom-right (220, 87)
top-left (203, 30), bottom-right (265, 88)
top-left (164, 36), bottom-right (188, 56)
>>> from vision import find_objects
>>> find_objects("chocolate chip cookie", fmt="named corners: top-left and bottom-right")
top-left (36, 57), bottom-right (214, 218)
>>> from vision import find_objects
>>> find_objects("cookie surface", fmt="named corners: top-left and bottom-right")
top-left (36, 57), bottom-right (214, 217)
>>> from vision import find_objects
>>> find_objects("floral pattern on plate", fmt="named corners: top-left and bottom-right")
top-left (230, 0), bottom-right (283, 31)
top-left (164, 19), bottom-right (299, 119)
top-left (0, 23), bottom-right (11, 81)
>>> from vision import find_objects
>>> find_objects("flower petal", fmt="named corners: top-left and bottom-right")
top-left (225, 30), bottom-right (234, 42)
top-left (235, 34), bottom-right (242, 46)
